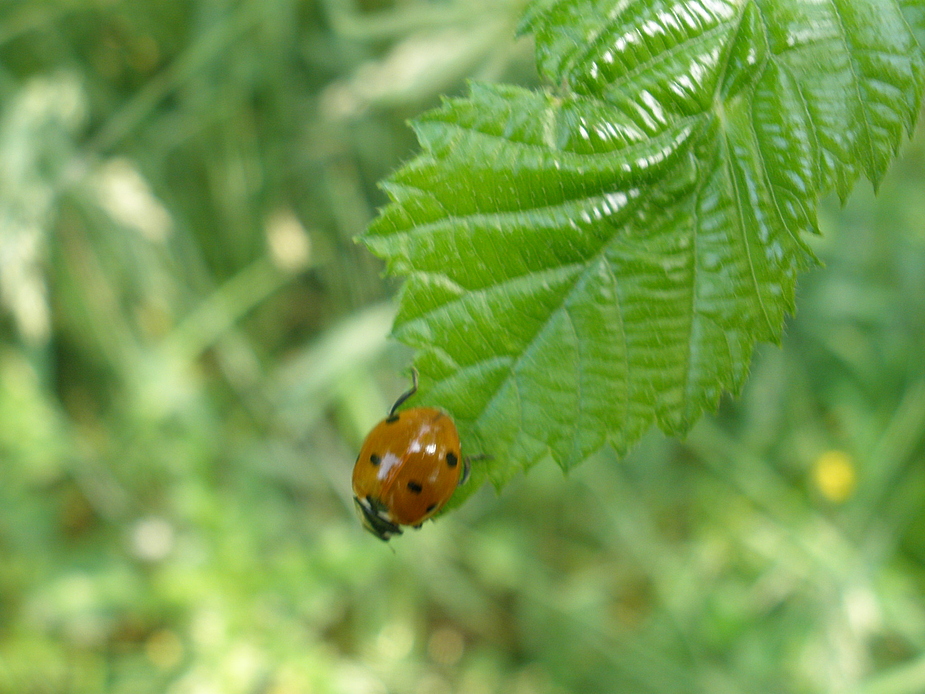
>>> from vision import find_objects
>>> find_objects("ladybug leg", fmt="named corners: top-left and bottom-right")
top-left (388, 367), bottom-right (419, 417)
top-left (460, 454), bottom-right (491, 486)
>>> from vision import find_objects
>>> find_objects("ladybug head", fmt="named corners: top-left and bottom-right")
top-left (353, 495), bottom-right (402, 541)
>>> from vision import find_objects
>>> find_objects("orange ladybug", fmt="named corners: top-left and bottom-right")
top-left (352, 369), bottom-right (469, 541)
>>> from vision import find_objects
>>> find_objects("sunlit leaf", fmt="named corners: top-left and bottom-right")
top-left (362, 0), bottom-right (925, 498)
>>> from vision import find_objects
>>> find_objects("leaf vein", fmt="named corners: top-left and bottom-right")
top-left (825, 0), bottom-right (876, 165)
top-left (721, 131), bottom-right (775, 336)
top-left (570, 7), bottom-right (734, 98)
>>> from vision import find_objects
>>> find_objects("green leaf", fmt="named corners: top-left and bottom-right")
top-left (362, 0), bottom-right (925, 501)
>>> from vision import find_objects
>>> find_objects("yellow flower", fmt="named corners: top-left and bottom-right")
top-left (813, 450), bottom-right (857, 503)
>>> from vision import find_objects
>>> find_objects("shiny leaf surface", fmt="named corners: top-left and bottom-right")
top-left (362, 0), bottom-right (925, 497)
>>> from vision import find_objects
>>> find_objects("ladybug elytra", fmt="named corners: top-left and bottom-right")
top-left (352, 369), bottom-right (469, 541)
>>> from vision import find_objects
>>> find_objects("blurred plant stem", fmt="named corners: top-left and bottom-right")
top-left (162, 256), bottom-right (297, 365)
top-left (87, 3), bottom-right (256, 154)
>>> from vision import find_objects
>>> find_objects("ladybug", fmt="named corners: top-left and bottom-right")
top-left (352, 369), bottom-right (469, 541)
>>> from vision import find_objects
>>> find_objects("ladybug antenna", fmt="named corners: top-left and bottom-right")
top-left (389, 368), bottom-right (418, 417)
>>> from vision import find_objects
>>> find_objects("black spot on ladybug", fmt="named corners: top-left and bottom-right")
top-left (426, 503), bottom-right (437, 513)
top-left (370, 454), bottom-right (381, 466)
top-left (446, 452), bottom-right (458, 468)
top-left (407, 480), bottom-right (423, 494)
top-left (385, 414), bottom-right (400, 424)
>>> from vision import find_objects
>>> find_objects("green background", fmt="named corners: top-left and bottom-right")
top-left (1, 1), bottom-right (924, 692)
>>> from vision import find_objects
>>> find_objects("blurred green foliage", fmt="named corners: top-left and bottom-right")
top-left (0, 1), bottom-right (924, 693)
